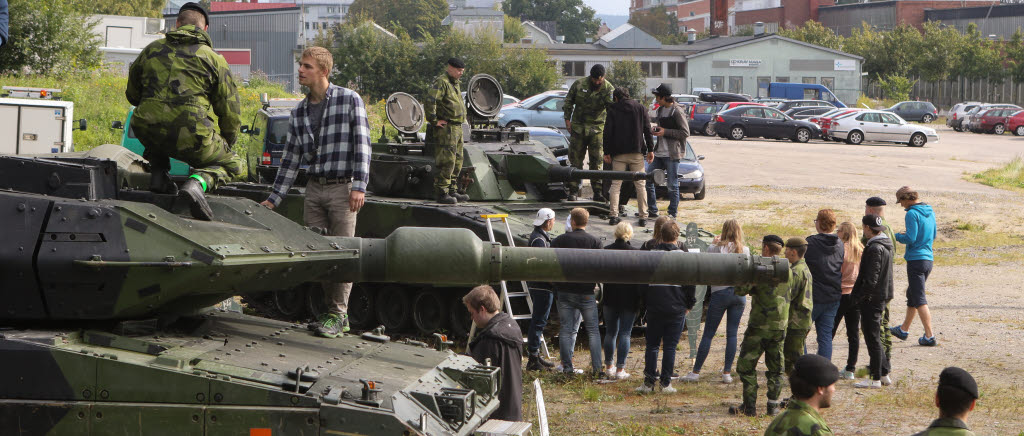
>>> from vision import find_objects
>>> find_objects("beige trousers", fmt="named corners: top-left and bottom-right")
top-left (608, 153), bottom-right (647, 218)
top-left (304, 180), bottom-right (357, 314)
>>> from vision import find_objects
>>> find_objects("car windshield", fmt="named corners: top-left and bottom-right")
top-left (267, 118), bottom-right (289, 144)
top-left (518, 94), bottom-right (550, 107)
top-left (683, 142), bottom-right (697, 161)
top-left (532, 134), bottom-right (568, 148)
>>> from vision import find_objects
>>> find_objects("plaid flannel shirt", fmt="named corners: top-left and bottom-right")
top-left (267, 84), bottom-right (371, 206)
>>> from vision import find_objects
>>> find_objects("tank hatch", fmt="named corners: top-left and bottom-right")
top-left (385, 92), bottom-right (425, 144)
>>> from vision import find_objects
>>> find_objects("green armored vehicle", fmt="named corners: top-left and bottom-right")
top-left (218, 75), bottom-right (715, 335)
top-left (0, 152), bottom-right (786, 435)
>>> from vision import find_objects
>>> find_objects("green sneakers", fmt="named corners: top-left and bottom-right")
top-left (315, 313), bottom-right (351, 338)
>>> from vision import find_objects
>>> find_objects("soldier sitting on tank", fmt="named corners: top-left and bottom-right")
top-left (424, 57), bottom-right (468, 204)
top-left (563, 64), bottom-right (614, 202)
top-left (126, 2), bottom-right (245, 221)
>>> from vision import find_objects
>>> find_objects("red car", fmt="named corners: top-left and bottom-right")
top-left (818, 108), bottom-right (863, 140)
top-left (973, 108), bottom-right (1019, 134)
top-left (1007, 110), bottom-right (1024, 136)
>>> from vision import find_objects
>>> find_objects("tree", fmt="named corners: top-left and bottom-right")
top-left (1005, 28), bottom-right (1024, 82)
top-left (916, 21), bottom-right (961, 82)
top-left (876, 74), bottom-right (916, 101)
top-left (504, 15), bottom-right (526, 43)
top-left (628, 5), bottom-right (678, 41)
top-left (606, 60), bottom-right (647, 106)
top-left (953, 23), bottom-right (1007, 81)
top-left (91, 0), bottom-right (164, 18)
top-left (778, 21), bottom-right (843, 51)
top-left (349, 0), bottom-right (448, 40)
top-left (503, 0), bottom-right (601, 44)
top-left (0, 0), bottom-right (102, 75)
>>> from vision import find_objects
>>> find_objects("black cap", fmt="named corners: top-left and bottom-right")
top-left (939, 367), bottom-right (979, 399)
top-left (866, 196), bottom-right (887, 207)
top-left (590, 64), bottom-right (605, 79)
top-left (652, 83), bottom-right (673, 96)
top-left (762, 235), bottom-right (784, 247)
top-left (179, 2), bottom-right (210, 26)
top-left (863, 214), bottom-right (885, 232)
top-left (447, 57), bottom-right (465, 69)
top-left (793, 354), bottom-right (840, 387)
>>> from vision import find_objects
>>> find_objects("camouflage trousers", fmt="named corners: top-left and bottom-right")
top-left (737, 328), bottom-right (785, 405)
top-left (430, 124), bottom-right (465, 192)
top-left (783, 328), bottom-right (810, 376)
top-left (143, 131), bottom-right (246, 190)
top-left (567, 123), bottom-right (603, 194)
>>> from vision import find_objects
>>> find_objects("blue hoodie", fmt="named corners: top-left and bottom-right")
top-left (895, 203), bottom-right (936, 261)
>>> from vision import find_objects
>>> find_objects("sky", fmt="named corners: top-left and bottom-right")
top-left (583, 0), bottom-right (629, 16)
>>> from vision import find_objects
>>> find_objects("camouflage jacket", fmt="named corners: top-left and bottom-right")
top-left (910, 418), bottom-right (975, 436)
top-left (563, 77), bottom-right (614, 127)
top-left (424, 72), bottom-right (465, 124)
top-left (736, 267), bottom-right (791, 331)
top-left (764, 399), bottom-right (834, 436)
top-left (126, 25), bottom-right (240, 149)
top-left (788, 259), bottom-right (814, 331)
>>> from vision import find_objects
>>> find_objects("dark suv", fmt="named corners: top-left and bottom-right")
top-left (886, 101), bottom-right (938, 123)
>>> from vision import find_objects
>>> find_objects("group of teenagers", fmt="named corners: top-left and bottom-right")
top-left (520, 185), bottom-right (976, 435)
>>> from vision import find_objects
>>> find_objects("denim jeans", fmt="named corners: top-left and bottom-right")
top-left (645, 157), bottom-right (680, 217)
top-left (526, 288), bottom-right (554, 356)
top-left (693, 288), bottom-right (746, 374)
top-left (644, 312), bottom-right (685, 387)
top-left (557, 292), bottom-right (602, 372)
top-left (811, 300), bottom-right (841, 360)
top-left (602, 305), bottom-right (636, 368)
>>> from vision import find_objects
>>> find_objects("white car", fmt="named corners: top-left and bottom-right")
top-left (830, 110), bottom-right (938, 147)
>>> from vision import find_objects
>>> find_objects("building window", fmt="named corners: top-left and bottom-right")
top-left (312, 22), bottom-right (318, 29)
top-left (728, 76), bottom-right (743, 94)
top-left (711, 76), bottom-right (724, 92)
top-left (802, 77), bottom-right (816, 84)
top-left (562, 61), bottom-right (585, 77)
top-left (667, 62), bottom-right (685, 78)
top-left (757, 76), bottom-right (771, 97)
top-left (640, 62), bottom-right (663, 78)
top-left (821, 77), bottom-right (835, 90)
top-left (305, 22), bottom-right (310, 30)
top-left (776, 76), bottom-right (789, 83)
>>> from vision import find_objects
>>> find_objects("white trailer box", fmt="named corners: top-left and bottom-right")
top-left (0, 96), bottom-right (79, 154)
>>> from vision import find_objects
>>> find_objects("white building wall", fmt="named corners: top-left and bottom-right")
top-left (92, 15), bottom-right (164, 49)
top-left (551, 53), bottom-right (688, 95)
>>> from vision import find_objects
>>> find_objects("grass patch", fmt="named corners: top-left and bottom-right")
top-left (971, 156), bottom-right (1024, 191)
top-left (954, 221), bottom-right (987, 232)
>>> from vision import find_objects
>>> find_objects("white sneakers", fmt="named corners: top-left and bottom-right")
top-left (881, 375), bottom-right (893, 386)
top-left (616, 370), bottom-right (631, 380)
top-left (635, 383), bottom-right (675, 393)
top-left (681, 372), bottom-right (700, 382)
top-left (722, 373), bottom-right (734, 384)
top-left (661, 384), bottom-right (677, 393)
top-left (854, 380), bottom-right (883, 389)
top-left (840, 370), bottom-right (856, 380)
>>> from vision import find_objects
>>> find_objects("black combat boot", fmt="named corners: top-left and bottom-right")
top-left (149, 169), bottom-right (178, 195)
top-left (609, 216), bottom-right (621, 225)
top-left (728, 402), bottom-right (757, 417)
top-left (592, 190), bottom-right (606, 202)
top-left (437, 191), bottom-right (457, 204)
top-left (766, 401), bottom-right (781, 416)
top-left (181, 177), bottom-right (214, 221)
top-left (526, 355), bottom-right (547, 371)
top-left (566, 191), bottom-right (579, 201)
top-left (449, 188), bottom-right (469, 202)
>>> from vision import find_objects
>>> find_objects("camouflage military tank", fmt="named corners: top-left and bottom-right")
top-left (216, 75), bottom-right (716, 336)
top-left (0, 152), bottom-right (785, 435)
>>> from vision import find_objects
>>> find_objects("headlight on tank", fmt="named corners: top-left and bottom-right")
top-left (681, 170), bottom-right (703, 179)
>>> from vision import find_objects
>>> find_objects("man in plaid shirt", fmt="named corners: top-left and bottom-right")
top-left (261, 47), bottom-right (371, 337)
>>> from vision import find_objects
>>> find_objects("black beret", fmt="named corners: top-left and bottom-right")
top-left (793, 354), bottom-right (839, 387)
top-left (939, 367), bottom-right (979, 399)
top-left (866, 196), bottom-right (887, 207)
top-left (590, 64), bottom-right (605, 78)
top-left (863, 214), bottom-right (885, 232)
top-left (447, 57), bottom-right (465, 69)
top-left (763, 235), bottom-right (784, 247)
top-left (179, 2), bottom-right (210, 25)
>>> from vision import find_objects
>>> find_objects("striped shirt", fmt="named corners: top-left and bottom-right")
top-left (268, 83), bottom-right (371, 206)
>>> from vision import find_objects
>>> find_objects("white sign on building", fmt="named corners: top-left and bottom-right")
top-left (834, 59), bottom-right (856, 71)
top-left (729, 59), bottom-right (762, 67)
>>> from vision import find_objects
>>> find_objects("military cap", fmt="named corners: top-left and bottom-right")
top-left (785, 237), bottom-right (807, 248)
top-left (793, 354), bottom-right (839, 387)
top-left (863, 214), bottom-right (885, 232)
top-left (865, 196), bottom-right (887, 207)
top-left (762, 235), bottom-right (784, 247)
top-left (447, 57), bottom-right (465, 69)
top-left (652, 83), bottom-right (673, 96)
top-left (590, 64), bottom-right (606, 78)
top-left (179, 2), bottom-right (210, 26)
top-left (939, 367), bottom-right (979, 399)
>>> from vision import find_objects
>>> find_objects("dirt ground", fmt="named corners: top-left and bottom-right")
top-left (529, 126), bottom-right (1024, 435)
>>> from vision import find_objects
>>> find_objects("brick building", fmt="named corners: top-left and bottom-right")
top-left (818, 0), bottom-right (995, 37)
top-left (733, 0), bottom-right (836, 33)
top-left (630, 0), bottom-right (738, 33)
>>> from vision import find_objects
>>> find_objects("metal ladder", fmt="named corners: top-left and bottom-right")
top-left (468, 214), bottom-right (551, 360)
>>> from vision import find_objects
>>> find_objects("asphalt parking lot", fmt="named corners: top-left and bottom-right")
top-left (689, 124), bottom-right (1022, 194)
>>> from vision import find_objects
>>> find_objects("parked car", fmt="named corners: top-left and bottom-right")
top-left (971, 108), bottom-right (1019, 134)
top-left (711, 106), bottom-right (821, 142)
top-left (1006, 110), bottom-right (1024, 136)
top-left (816, 108), bottom-right (864, 140)
top-left (775, 100), bottom-right (837, 113)
top-left (963, 104), bottom-right (1021, 132)
top-left (946, 101), bottom-right (982, 131)
top-left (719, 101), bottom-right (765, 111)
top-left (785, 106), bottom-right (836, 120)
top-left (618, 139), bottom-right (707, 201)
top-left (519, 126), bottom-right (569, 160)
top-left (886, 101), bottom-right (938, 123)
top-left (497, 90), bottom-right (567, 130)
top-left (767, 82), bottom-right (847, 107)
top-left (687, 102), bottom-right (725, 135)
top-left (830, 110), bottom-right (938, 147)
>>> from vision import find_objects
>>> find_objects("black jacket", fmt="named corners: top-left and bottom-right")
top-left (527, 226), bottom-right (552, 291)
top-left (643, 243), bottom-right (696, 316)
top-left (851, 235), bottom-right (895, 304)
top-left (468, 312), bottom-right (523, 421)
top-left (603, 239), bottom-right (639, 312)
top-left (641, 238), bottom-right (690, 251)
top-left (603, 98), bottom-right (654, 156)
top-left (805, 233), bottom-right (844, 305)
top-left (550, 228), bottom-right (603, 294)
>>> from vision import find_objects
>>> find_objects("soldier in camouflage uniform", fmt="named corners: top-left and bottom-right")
top-left (126, 2), bottom-right (244, 220)
top-left (562, 64), bottom-right (614, 201)
top-left (731, 235), bottom-right (790, 417)
top-left (765, 354), bottom-right (838, 436)
top-left (784, 237), bottom-right (814, 376)
top-left (424, 58), bottom-right (467, 204)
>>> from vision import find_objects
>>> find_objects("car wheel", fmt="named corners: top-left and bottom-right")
top-left (506, 121), bottom-right (526, 128)
top-left (1016, 125), bottom-right (1024, 136)
top-left (729, 126), bottom-right (745, 140)
top-left (793, 128), bottom-right (811, 143)
top-left (694, 182), bottom-right (706, 200)
top-left (909, 132), bottom-right (926, 147)
top-left (846, 130), bottom-right (864, 145)
top-left (994, 124), bottom-right (1006, 135)
top-left (704, 123), bottom-right (715, 136)
top-left (922, 114), bottom-right (934, 123)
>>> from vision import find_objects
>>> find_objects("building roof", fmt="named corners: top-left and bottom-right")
top-left (684, 34), bottom-right (863, 60)
top-left (522, 21), bottom-right (555, 44)
top-left (210, 2), bottom-right (297, 12)
top-left (596, 23), bottom-right (662, 49)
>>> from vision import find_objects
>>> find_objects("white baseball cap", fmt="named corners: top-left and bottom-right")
top-left (533, 208), bottom-right (556, 226)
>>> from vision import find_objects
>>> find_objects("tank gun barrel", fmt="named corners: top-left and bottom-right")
top-left (546, 165), bottom-right (647, 182)
top-left (504, 154), bottom-right (663, 185)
